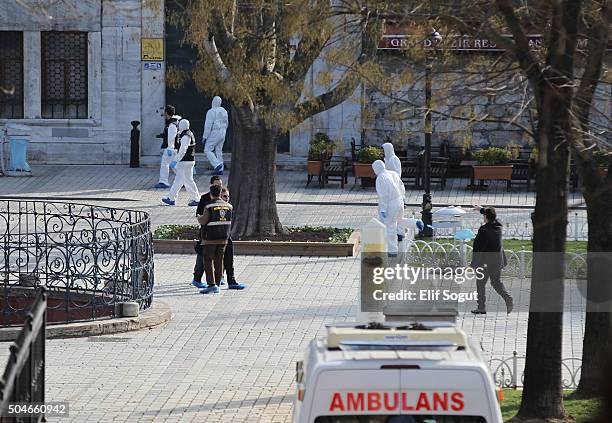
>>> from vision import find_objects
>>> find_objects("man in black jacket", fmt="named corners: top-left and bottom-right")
top-left (193, 177), bottom-right (246, 290)
top-left (470, 206), bottom-right (513, 314)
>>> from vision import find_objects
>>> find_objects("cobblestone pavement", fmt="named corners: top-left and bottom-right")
top-left (0, 166), bottom-right (586, 421)
top-left (0, 254), bottom-right (581, 422)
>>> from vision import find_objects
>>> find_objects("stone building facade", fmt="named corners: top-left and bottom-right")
top-left (0, 0), bottom-right (165, 165)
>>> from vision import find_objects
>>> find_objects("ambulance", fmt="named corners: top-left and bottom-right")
top-left (292, 322), bottom-right (503, 423)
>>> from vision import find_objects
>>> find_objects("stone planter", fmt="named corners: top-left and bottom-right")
top-left (473, 165), bottom-right (513, 180)
top-left (307, 160), bottom-right (323, 175)
top-left (353, 162), bottom-right (376, 178)
top-left (598, 167), bottom-right (608, 178)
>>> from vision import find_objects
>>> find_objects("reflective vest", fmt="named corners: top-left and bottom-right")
top-left (203, 200), bottom-right (232, 241)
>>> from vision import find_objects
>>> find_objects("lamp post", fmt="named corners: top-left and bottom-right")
top-left (420, 29), bottom-right (441, 238)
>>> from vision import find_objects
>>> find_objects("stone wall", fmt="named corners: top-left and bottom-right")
top-left (0, 0), bottom-right (165, 165)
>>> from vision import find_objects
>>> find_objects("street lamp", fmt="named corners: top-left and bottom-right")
top-left (420, 29), bottom-right (442, 238)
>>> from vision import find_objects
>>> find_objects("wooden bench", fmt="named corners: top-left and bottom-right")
top-left (323, 157), bottom-right (349, 188)
top-left (509, 159), bottom-right (535, 190)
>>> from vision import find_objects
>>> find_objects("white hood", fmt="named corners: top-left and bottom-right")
top-left (372, 160), bottom-right (386, 175)
top-left (211, 96), bottom-right (222, 108)
top-left (382, 143), bottom-right (396, 158)
top-left (179, 119), bottom-right (190, 131)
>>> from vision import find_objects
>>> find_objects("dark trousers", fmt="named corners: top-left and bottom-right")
top-left (224, 238), bottom-right (235, 283)
top-left (476, 267), bottom-right (511, 310)
top-left (194, 243), bottom-right (227, 286)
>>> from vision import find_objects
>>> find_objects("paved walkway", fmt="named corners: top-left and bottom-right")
top-left (0, 166), bottom-right (586, 421)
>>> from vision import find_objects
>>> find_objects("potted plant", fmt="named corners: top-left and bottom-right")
top-left (354, 146), bottom-right (384, 185)
top-left (307, 133), bottom-right (334, 176)
top-left (593, 150), bottom-right (611, 178)
top-left (472, 147), bottom-right (513, 180)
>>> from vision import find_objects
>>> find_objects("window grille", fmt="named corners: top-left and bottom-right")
top-left (0, 32), bottom-right (24, 119)
top-left (41, 32), bottom-right (88, 119)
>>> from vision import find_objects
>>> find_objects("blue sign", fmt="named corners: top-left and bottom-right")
top-left (144, 62), bottom-right (162, 71)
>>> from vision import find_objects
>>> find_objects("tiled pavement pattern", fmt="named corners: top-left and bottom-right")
top-left (0, 254), bottom-right (583, 422)
top-left (0, 166), bottom-right (585, 421)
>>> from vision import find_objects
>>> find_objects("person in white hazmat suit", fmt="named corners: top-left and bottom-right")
top-left (154, 105), bottom-right (181, 188)
top-left (162, 119), bottom-right (201, 207)
top-left (203, 96), bottom-right (229, 175)
top-left (372, 160), bottom-right (405, 255)
top-left (382, 142), bottom-right (402, 177)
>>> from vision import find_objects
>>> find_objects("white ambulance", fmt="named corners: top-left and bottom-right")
top-left (293, 322), bottom-right (503, 423)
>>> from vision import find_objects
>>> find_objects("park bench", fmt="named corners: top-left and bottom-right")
top-left (509, 159), bottom-right (535, 190)
top-left (322, 156), bottom-right (349, 188)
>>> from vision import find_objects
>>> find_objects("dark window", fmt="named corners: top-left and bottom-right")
top-left (0, 31), bottom-right (24, 119)
top-left (41, 32), bottom-right (88, 119)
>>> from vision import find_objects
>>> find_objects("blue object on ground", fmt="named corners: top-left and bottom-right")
top-left (200, 285), bottom-right (220, 294)
top-left (415, 219), bottom-right (424, 231)
top-left (154, 182), bottom-right (170, 189)
top-left (191, 280), bottom-right (206, 289)
top-left (187, 200), bottom-right (199, 207)
top-left (8, 138), bottom-right (31, 172)
top-left (161, 197), bottom-right (176, 206)
top-left (454, 228), bottom-right (476, 241)
top-left (227, 283), bottom-right (246, 290)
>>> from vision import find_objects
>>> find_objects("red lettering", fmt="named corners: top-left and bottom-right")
top-left (346, 392), bottom-right (364, 411)
top-left (451, 392), bottom-right (465, 411)
top-left (415, 392), bottom-right (431, 411)
top-left (367, 392), bottom-right (382, 411)
top-left (433, 392), bottom-right (448, 411)
top-left (401, 392), bottom-right (414, 411)
top-left (383, 392), bottom-right (399, 411)
top-left (329, 393), bottom-right (345, 412)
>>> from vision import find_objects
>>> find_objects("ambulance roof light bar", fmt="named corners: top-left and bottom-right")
top-left (325, 321), bottom-right (456, 331)
top-left (338, 340), bottom-right (459, 352)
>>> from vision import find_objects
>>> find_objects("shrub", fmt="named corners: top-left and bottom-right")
top-left (473, 147), bottom-right (512, 165)
top-left (357, 146), bottom-right (384, 163)
top-left (593, 149), bottom-right (611, 167)
top-left (308, 132), bottom-right (334, 160)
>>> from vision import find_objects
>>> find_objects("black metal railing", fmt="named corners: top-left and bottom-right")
top-left (0, 288), bottom-right (46, 422)
top-left (0, 200), bottom-right (155, 326)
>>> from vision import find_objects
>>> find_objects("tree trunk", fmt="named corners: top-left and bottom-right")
top-left (228, 104), bottom-right (283, 238)
top-left (573, 157), bottom-right (612, 398)
top-left (517, 131), bottom-right (569, 419)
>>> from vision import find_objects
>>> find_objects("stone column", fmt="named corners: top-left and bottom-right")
top-left (140, 0), bottom-right (165, 157)
top-left (23, 31), bottom-right (41, 119)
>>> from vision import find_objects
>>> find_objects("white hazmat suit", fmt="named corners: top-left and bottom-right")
top-left (157, 115), bottom-right (181, 187)
top-left (203, 96), bottom-right (229, 172)
top-left (382, 143), bottom-right (402, 177)
top-left (168, 119), bottom-right (200, 204)
top-left (373, 160), bottom-right (405, 255)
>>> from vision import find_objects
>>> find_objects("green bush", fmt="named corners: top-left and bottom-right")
top-left (357, 146), bottom-right (384, 163)
top-left (308, 132), bottom-right (334, 160)
top-left (473, 147), bottom-right (512, 165)
top-left (288, 226), bottom-right (353, 243)
top-left (593, 149), bottom-right (611, 167)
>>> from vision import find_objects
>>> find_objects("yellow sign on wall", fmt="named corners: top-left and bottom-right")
top-left (141, 38), bottom-right (164, 61)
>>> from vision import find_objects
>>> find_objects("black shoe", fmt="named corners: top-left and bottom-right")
top-left (471, 309), bottom-right (487, 315)
top-left (505, 297), bottom-right (514, 314)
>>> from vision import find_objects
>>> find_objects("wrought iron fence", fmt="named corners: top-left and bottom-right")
top-left (429, 210), bottom-right (588, 241)
top-left (404, 240), bottom-right (587, 279)
top-left (0, 288), bottom-right (46, 422)
top-left (0, 200), bottom-right (154, 326)
top-left (491, 352), bottom-right (582, 389)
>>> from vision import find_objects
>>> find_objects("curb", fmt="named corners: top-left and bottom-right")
top-left (0, 300), bottom-right (172, 341)
top-left (153, 232), bottom-right (360, 257)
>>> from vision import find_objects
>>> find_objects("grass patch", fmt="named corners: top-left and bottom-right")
top-left (500, 390), bottom-right (600, 422)
top-left (152, 225), bottom-right (353, 244)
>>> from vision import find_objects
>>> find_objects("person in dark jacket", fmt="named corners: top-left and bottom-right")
top-left (195, 185), bottom-right (232, 294)
top-left (193, 177), bottom-right (246, 290)
top-left (470, 206), bottom-right (513, 314)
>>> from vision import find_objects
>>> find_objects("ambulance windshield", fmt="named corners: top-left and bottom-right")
top-left (314, 416), bottom-right (486, 423)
